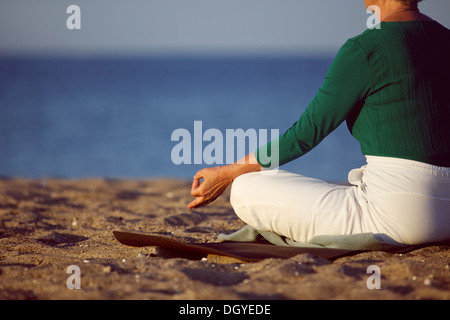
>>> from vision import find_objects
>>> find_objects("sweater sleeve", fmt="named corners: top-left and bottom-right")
top-left (256, 39), bottom-right (371, 168)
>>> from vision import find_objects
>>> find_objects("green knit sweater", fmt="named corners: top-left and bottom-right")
top-left (257, 20), bottom-right (450, 168)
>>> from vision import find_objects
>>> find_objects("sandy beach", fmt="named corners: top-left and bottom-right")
top-left (0, 177), bottom-right (449, 301)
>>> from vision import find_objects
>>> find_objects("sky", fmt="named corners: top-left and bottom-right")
top-left (0, 0), bottom-right (449, 57)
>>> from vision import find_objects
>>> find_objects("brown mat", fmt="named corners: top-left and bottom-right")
top-left (113, 231), bottom-right (450, 262)
top-left (113, 231), bottom-right (414, 262)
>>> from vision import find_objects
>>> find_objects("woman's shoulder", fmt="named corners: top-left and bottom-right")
top-left (336, 29), bottom-right (375, 57)
top-left (342, 25), bottom-right (386, 53)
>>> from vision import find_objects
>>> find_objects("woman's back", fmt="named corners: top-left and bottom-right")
top-left (348, 20), bottom-right (450, 166)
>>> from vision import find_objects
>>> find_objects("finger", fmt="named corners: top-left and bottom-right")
top-left (193, 171), bottom-right (204, 180)
top-left (192, 177), bottom-right (200, 188)
top-left (190, 171), bottom-right (204, 192)
top-left (187, 197), bottom-right (206, 210)
top-left (191, 176), bottom-right (206, 197)
top-left (191, 178), bottom-right (200, 192)
top-left (188, 194), bottom-right (218, 209)
top-left (191, 179), bottom-right (204, 197)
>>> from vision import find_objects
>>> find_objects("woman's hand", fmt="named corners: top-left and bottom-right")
top-left (187, 152), bottom-right (263, 210)
top-left (187, 166), bottom-right (233, 209)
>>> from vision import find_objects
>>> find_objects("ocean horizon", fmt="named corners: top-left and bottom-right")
top-left (0, 55), bottom-right (365, 182)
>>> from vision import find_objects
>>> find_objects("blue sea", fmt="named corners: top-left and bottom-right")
top-left (0, 56), bottom-right (365, 182)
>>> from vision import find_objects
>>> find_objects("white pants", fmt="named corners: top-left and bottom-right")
top-left (230, 156), bottom-right (450, 245)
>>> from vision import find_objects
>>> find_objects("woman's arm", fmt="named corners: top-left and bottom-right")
top-left (187, 152), bottom-right (262, 209)
top-left (257, 39), bottom-right (371, 167)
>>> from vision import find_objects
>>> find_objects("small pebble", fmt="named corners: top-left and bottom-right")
top-left (166, 192), bottom-right (174, 199)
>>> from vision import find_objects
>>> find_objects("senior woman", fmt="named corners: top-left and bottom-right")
top-left (187, 0), bottom-right (450, 246)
